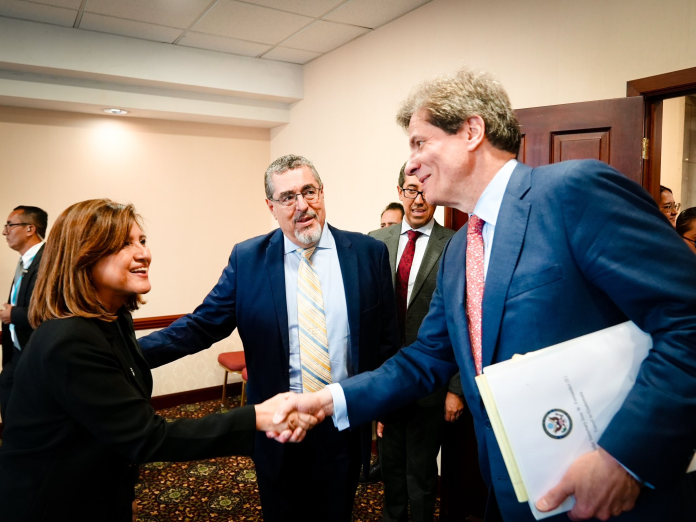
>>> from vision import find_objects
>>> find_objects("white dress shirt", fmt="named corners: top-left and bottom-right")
top-left (329, 160), bottom-right (519, 429)
top-left (9, 241), bottom-right (44, 349)
top-left (396, 217), bottom-right (435, 304)
top-left (471, 159), bottom-right (518, 280)
top-left (284, 225), bottom-right (350, 393)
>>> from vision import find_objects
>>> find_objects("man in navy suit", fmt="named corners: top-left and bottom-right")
top-left (274, 70), bottom-right (696, 521)
top-left (1, 205), bottom-right (47, 418)
top-left (139, 154), bottom-right (398, 522)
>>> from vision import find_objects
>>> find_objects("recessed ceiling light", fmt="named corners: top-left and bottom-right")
top-left (102, 108), bottom-right (129, 115)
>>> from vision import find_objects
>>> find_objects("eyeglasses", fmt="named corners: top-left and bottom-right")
top-left (270, 186), bottom-right (322, 207)
top-left (661, 203), bottom-right (681, 212)
top-left (3, 223), bottom-right (30, 232)
top-left (400, 187), bottom-right (426, 201)
top-left (683, 236), bottom-right (696, 246)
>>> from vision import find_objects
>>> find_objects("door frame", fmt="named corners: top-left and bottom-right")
top-left (627, 66), bottom-right (696, 202)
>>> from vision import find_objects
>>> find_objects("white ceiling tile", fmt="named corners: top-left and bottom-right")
top-left (239, 0), bottom-right (344, 18)
top-left (323, 0), bottom-right (431, 29)
top-left (80, 13), bottom-right (183, 43)
top-left (179, 32), bottom-right (272, 57)
top-left (85, 0), bottom-right (212, 29)
top-left (27, 0), bottom-right (82, 9)
top-left (262, 46), bottom-right (321, 64)
top-left (192, 0), bottom-right (312, 45)
top-left (281, 19), bottom-right (368, 53)
top-left (0, 0), bottom-right (76, 26)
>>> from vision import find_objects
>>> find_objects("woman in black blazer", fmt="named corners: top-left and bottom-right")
top-left (0, 199), bottom-right (316, 522)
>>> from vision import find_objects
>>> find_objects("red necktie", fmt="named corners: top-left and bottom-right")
top-left (466, 215), bottom-right (485, 375)
top-left (395, 230), bottom-right (422, 344)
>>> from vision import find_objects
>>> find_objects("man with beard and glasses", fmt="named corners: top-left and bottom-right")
top-left (139, 155), bottom-right (399, 522)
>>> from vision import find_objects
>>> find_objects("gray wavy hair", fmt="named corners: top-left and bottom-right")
top-left (264, 154), bottom-right (323, 199)
top-left (396, 68), bottom-right (521, 154)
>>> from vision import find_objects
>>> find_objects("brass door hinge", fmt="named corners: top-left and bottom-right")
top-left (642, 138), bottom-right (649, 160)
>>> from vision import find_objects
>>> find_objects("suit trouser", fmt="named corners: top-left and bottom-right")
top-left (379, 401), bottom-right (444, 522)
top-left (0, 347), bottom-right (21, 420)
top-left (255, 420), bottom-right (362, 522)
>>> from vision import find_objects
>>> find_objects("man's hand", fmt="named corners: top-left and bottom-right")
top-left (536, 447), bottom-right (641, 521)
top-left (444, 392), bottom-right (464, 422)
top-left (0, 304), bottom-right (12, 324)
top-left (255, 393), bottom-right (323, 442)
top-left (376, 421), bottom-right (384, 438)
top-left (268, 388), bottom-right (335, 443)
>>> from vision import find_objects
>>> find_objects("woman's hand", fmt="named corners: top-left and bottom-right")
top-left (255, 392), bottom-right (324, 442)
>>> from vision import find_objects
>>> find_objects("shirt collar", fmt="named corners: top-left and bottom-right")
top-left (471, 159), bottom-right (518, 226)
top-left (283, 224), bottom-right (334, 255)
top-left (21, 241), bottom-right (44, 267)
top-left (400, 217), bottom-right (435, 237)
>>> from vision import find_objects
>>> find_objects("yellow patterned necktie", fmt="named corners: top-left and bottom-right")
top-left (298, 247), bottom-right (331, 392)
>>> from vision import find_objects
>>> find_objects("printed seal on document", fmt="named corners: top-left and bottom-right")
top-left (542, 409), bottom-right (572, 439)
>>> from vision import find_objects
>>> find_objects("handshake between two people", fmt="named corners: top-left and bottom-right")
top-left (253, 388), bottom-right (336, 442)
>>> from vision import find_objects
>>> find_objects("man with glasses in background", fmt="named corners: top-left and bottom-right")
top-left (0, 206), bottom-right (47, 418)
top-left (380, 202), bottom-right (404, 228)
top-left (369, 163), bottom-right (458, 522)
top-left (659, 185), bottom-right (680, 227)
top-left (139, 155), bottom-right (399, 522)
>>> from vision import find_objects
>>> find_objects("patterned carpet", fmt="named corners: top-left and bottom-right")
top-left (135, 396), bottom-right (429, 521)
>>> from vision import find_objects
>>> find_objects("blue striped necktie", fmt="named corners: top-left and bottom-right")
top-left (10, 257), bottom-right (24, 349)
top-left (298, 247), bottom-right (331, 392)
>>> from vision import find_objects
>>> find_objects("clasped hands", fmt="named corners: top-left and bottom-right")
top-left (254, 388), bottom-right (334, 442)
top-left (0, 303), bottom-right (12, 324)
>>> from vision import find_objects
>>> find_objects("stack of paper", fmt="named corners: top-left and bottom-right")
top-left (476, 322), bottom-right (655, 520)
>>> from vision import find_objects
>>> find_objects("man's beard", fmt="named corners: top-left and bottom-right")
top-left (294, 210), bottom-right (322, 245)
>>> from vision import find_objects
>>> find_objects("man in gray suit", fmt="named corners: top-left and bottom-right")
top-left (368, 164), bottom-right (461, 522)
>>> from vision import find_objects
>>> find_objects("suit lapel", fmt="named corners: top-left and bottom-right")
top-left (266, 230), bottom-right (290, 362)
top-left (98, 315), bottom-right (151, 398)
top-left (409, 222), bottom-right (445, 307)
top-left (331, 225), bottom-right (361, 376)
top-left (17, 244), bottom-right (44, 304)
top-left (118, 314), bottom-right (152, 397)
top-left (481, 164), bottom-right (532, 370)
top-left (385, 226), bottom-right (400, 288)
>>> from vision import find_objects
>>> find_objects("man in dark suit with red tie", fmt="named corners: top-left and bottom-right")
top-left (369, 164), bottom-right (459, 522)
top-left (0, 206), bottom-right (47, 418)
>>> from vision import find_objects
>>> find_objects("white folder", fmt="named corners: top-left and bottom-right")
top-left (475, 321), bottom-right (696, 520)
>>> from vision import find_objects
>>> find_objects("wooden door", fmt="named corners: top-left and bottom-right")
top-left (444, 96), bottom-right (645, 229)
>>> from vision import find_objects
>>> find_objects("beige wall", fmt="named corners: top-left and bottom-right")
top-left (0, 106), bottom-right (271, 399)
top-left (683, 97), bottom-right (696, 209)
top-left (135, 329), bottom-right (245, 397)
top-left (270, 0), bottom-right (696, 234)
top-left (3, 0), bottom-right (696, 402)
top-left (661, 97), bottom-right (686, 203)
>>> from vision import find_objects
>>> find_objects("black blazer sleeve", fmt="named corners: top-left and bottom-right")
top-left (9, 304), bottom-right (30, 330)
top-left (42, 319), bottom-right (255, 463)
